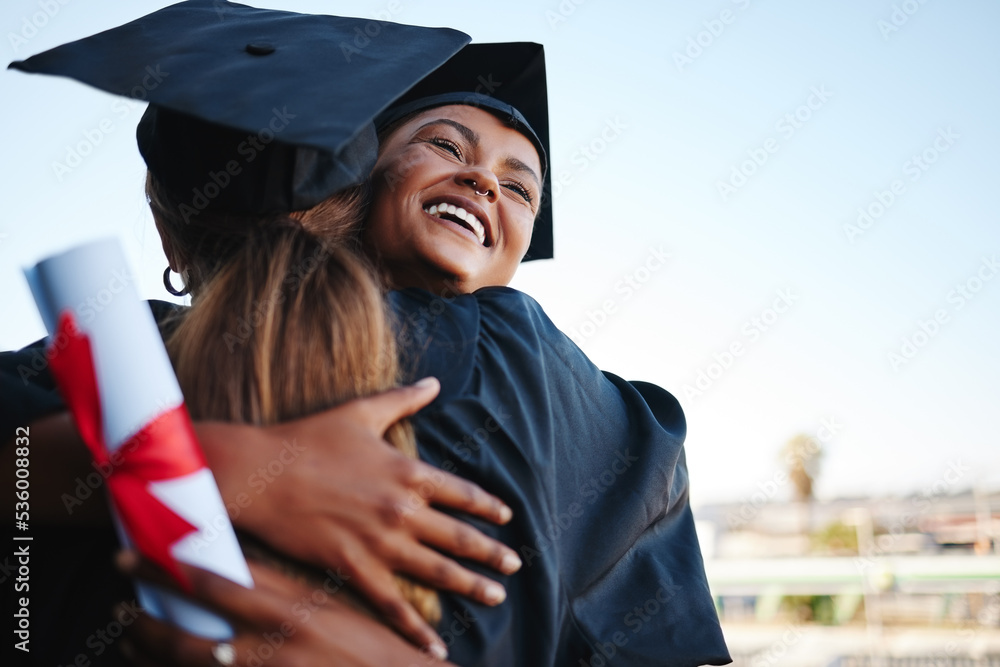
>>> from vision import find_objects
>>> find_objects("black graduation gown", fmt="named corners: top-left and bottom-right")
top-left (392, 287), bottom-right (729, 666)
top-left (1, 290), bottom-right (730, 667)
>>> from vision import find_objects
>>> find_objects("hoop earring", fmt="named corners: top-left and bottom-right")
top-left (163, 266), bottom-right (190, 297)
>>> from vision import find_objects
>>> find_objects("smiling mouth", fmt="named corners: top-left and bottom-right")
top-left (423, 202), bottom-right (488, 246)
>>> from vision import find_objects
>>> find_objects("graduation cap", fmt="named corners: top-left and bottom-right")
top-left (376, 43), bottom-right (553, 261)
top-left (8, 0), bottom-right (470, 215)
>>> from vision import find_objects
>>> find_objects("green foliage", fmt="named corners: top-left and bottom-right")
top-left (782, 595), bottom-right (837, 625)
top-left (810, 519), bottom-right (859, 555)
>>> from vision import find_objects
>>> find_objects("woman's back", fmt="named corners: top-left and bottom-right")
top-left (392, 287), bottom-right (729, 666)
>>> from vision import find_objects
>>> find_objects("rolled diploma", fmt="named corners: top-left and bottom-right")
top-left (25, 237), bottom-right (253, 640)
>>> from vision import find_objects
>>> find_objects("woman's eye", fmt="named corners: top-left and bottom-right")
top-left (428, 137), bottom-right (462, 159)
top-left (504, 180), bottom-right (534, 204)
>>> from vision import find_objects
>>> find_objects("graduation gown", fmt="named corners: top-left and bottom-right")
top-left (1, 289), bottom-right (729, 667)
top-left (393, 287), bottom-right (728, 666)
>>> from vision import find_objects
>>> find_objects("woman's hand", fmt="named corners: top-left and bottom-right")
top-left (116, 551), bottom-right (456, 666)
top-left (196, 377), bottom-right (520, 653)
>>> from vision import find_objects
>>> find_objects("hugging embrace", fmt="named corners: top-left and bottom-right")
top-left (2, 2), bottom-right (730, 666)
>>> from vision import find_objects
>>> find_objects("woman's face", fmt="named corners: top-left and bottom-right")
top-left (364, 105), bottom-right (543, 294)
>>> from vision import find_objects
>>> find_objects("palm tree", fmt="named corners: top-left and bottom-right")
top-left (783, 433), bottom-right (823, 502)
top-left (782, 433), bottom-right (824, 537)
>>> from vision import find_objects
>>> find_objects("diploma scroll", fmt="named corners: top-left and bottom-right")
top-left (26, 238), bottom-right (253, 640)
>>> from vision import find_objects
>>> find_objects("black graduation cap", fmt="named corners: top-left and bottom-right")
top-left (376, 43), bottom-right (553, 261)
top-left (8, 0), bottom-right (470, 215)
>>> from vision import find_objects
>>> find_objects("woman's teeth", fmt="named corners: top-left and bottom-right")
top-left (424, 203), bottom-right (486, 245)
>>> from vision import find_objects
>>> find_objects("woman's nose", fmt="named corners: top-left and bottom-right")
top-left (457, 170), bottom-right (499, 202)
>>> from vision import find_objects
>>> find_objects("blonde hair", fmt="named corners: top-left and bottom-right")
top-left (157, 177), bottom-right (439, 625)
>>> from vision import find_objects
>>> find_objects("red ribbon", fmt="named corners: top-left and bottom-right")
top-left (48, 311), bottom-right (205, 590)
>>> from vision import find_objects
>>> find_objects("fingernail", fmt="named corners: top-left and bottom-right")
top-left (114, 549), bottom-right (139, 574)
top-left (427, 641), bottom-right (448, 660)
top-left (501, 552), bottom-right (522, 574)
top-left (498, 505), bottom-right (513, 524)
top-left (484, 582), bottom-right (506, 605)
top-left (414, 376), bottom-right (438, 389)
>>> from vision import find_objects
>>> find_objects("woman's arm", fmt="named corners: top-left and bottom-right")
top-left (198, 378), bottom-right (520, 650)
top-left (3, 378), bottom-right (520, 653)
top-left (116, 550), bottom-right (456, 666)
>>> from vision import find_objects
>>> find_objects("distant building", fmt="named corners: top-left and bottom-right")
top-left (693, 489), bottom-right (1000, 627)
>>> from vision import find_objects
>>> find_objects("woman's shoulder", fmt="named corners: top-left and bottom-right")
top-left (472, 285), bottom-right (547, 319)
top-left (388, 285), bottom-right (541, 314)
top-left (387, 288), bottom-right (482, 396)
top-left (387, 286), bottom-right (569, 402)
top-left (470, 285), bottom-right (540, 305)
top-left (387, 286), bottom-right (551, 343)
top-left (469, 286), bottom-right (567, 344)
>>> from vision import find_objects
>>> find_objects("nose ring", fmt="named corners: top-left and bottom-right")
top-left (469, 179), bottom-right (490, 197)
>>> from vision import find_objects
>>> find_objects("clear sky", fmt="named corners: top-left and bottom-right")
top-left (2, 0), bottom-right (998, 509)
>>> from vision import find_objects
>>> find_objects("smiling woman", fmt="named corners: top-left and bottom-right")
top-left (366, 105), bottom-right (542, 294)
top-left (2, 3), bottom-right (730, 666)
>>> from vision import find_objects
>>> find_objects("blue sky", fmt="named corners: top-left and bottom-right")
top-left (2, 0), bottom-right (998, 508)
